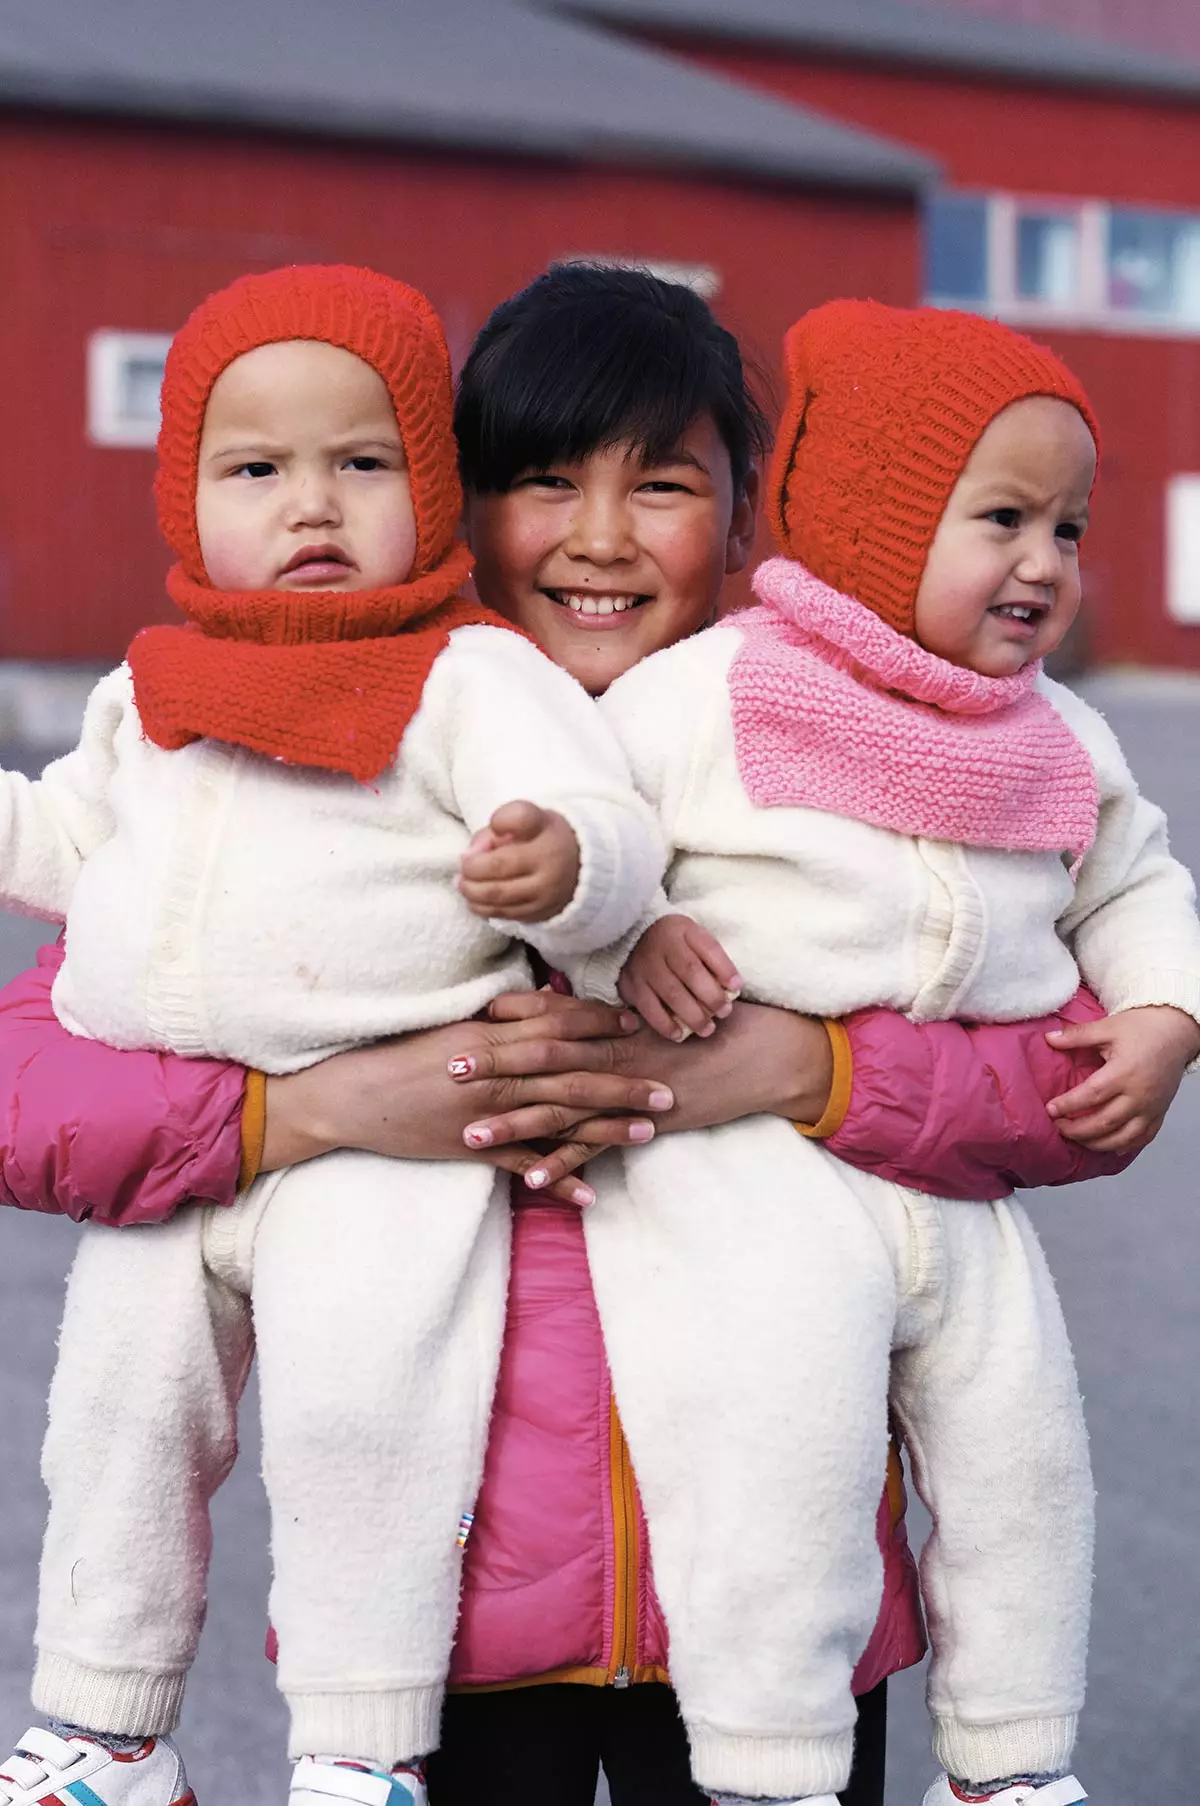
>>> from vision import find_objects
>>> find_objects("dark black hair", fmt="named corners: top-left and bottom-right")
top-left (454, 262), bottom-right (771, 495)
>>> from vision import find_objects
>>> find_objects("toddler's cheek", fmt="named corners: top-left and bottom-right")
top-left (373, 513), bottom-right (418, 586)
top-left (198, 529), bottom-right (260, 589)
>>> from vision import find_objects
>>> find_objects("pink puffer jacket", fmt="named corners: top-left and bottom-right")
top-left (448, 1193), bottom-right (923, 1692)
top-left (0, 943), bottom-right (1131, 1695)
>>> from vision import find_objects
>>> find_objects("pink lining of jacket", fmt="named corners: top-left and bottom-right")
top-left (0, 942), bottom-right (1130, 1691)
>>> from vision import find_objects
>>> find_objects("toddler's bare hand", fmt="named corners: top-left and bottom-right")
top-left (619, 913), bottom-right (742, 1042)
top-left (1045, 1003), bottom-right (1200, 1153)
top-left (458, 801), bottom-right (580, 923)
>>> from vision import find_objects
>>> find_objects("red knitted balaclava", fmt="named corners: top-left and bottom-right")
top-left (766, 299), bottom-right (1100, 638)
top-left (130, 264), bottom-right (502, 782)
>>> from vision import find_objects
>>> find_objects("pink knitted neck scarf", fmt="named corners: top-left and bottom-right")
top-left (728, 559), bottom-right (1098, 856)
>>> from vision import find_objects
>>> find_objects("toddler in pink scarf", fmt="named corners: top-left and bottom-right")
top-left (566, 302), bottom-right (1200, 1806)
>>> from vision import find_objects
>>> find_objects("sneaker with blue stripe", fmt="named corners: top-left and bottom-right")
top-left (0, 1729), bottom-right (194, 1806)
top-left (922, 1775), bottom-right (1087, 1806)
top-left (289, 1757), bottom-right (427, 1805)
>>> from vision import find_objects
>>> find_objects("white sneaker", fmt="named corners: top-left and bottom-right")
top-left (0, 1729), bottom-right (193, 1806)
top-left (922, 1776), bottom-right (1086, 1806)
top-left (289, 1757), bottom-right (427, 1804)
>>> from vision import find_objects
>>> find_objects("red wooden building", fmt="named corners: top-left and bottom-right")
top-left (0, 0), bottom-right (927, 660)
top-left (6, 0), bottom-right (1200, 667)
top-left (562, 0), bottom-right (1200, 668)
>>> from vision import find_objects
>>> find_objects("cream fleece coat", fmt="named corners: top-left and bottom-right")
top-left (558, 621), bottom-right (1200, 1798)
top-left (582, 622), bottom-right (1200, 1026)
top-left (19, 623), bottom-right (667, 1769)
top-left (0, 625), bottom-right (664, 1067)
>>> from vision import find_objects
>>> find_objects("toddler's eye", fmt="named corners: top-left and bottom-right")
top-left (234, 461), bottom-right (276, 480)
top-left (987, 507), bottom-right (1021, 530)
top-left (346, 456), bottom-right (386, 472)
top-left (1056, 521), bottom-right (1085, 544)
top-left (639, 480), bottom-right (691, 495)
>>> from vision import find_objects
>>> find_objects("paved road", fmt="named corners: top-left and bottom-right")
top-left (1, 676), bottom-right (1197, 1804)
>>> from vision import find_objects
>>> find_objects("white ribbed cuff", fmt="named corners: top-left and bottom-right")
top-left (571, 896), bottom-right (677, 1004)
top-left (33, 1651), bottom-right (185, 1737)
top-left (933, 1712), bottom-right (1078, 1786)
top-left (686, 1724), bottom-right (854, 1799)
top-left (515, 800), bottom-right (665, 964)
top-left (285, 1684), bottom-right (442, 1767)
top-left (1105, 976), bottom-right (1200, 1069)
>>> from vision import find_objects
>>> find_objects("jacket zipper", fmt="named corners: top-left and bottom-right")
top-left (607, 1393), bottom-right (639, 1685)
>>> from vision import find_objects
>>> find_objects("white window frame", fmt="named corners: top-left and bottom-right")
top-left (1166, 475), bottom-right (1200, 624)
top-left (927, 191), bottom-right (1200, 338)
top-left (87, 330), bottom-right (173, 448)
top-left (557, 254), bottom-right (721, 299)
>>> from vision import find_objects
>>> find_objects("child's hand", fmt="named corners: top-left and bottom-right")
top-left (1045, 1003), bottom-right (1200, 1153)
top-left (458, 801), bottom-right (580, 924)
top-left (618, 913), bottom-right (743, 1042)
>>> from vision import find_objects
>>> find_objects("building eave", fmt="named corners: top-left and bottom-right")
top-left (546, 0), bottom-right (1200, 101)
top-left (0, 0), bottom-right (937, 193)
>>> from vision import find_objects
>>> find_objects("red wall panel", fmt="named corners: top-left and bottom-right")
top-left (1042, 330), bottom-right (1200, 669)
top-left (0, 113), bottom-right (917, 659)
top-left (663, 39), bottom-right (1200, 208)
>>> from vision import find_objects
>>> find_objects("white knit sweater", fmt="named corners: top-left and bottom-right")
top-left (580, 623), bottom-right (1200, 1027)
top-left (0, 625), bottom-right (664, 1072)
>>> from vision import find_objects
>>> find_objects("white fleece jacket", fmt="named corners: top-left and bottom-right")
top-left (580, 623), bottom-right (1200, 1029)
top-left (0, 624), bottom-right (665, 1071)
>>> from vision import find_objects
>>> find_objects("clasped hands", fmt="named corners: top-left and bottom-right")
top-left (454, 810), bottom-right (1198, 1174)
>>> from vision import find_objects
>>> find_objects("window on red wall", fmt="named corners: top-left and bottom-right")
top-left (87, 331), bottom-right (173, 449)
top-left (926, 191), bottom-right (1200, 335)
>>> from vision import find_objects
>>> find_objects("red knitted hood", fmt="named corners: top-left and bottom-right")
top-left (129, 264), bottom-right (507, 782)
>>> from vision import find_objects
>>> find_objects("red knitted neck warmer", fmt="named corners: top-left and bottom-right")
top-left (131, 545), bottom-right (492, 783)
top-left (129, 264), bottom-right (506, 783)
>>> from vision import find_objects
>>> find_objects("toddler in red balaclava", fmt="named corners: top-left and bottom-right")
top-left (0, 265), bottom-right (663, 1806)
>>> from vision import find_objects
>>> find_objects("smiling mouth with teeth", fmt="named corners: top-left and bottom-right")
top-left (544, 590), bottom-right (650, 616)
top-left (990, 603), bottom-right (1045, 622)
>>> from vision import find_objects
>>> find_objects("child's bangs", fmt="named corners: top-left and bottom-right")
top-left (456, 264), bottom-right (769, 495)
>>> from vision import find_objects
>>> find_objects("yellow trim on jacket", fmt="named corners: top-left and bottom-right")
top-left (238, 1069), bottom-right (267, 1191)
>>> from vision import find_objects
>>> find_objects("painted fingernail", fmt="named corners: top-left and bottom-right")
top-left (464, 1125), bottom-right (493, 1148)
top-left (526, 1168), bottom-right (549, 1189)
top-left (619, 1011), bottom-right (640, 1031)
top-left (571, 1184), bottom-right (596, 1207)
top-left (672, 1024), bottom-right (692, 1043)
top-left (716, 1002), bottom-right (734, 1019)
top-left (628, 1121), bottom-right (655, 1143)
top-left (725, 979), bottom-right (743, 997)
top-left (448, 1056), bottom-right (476, 1078)
top-left (648, 1089), bottom-right (674, 1109)
top-left (697, 1021), bottom-right (716, 1038)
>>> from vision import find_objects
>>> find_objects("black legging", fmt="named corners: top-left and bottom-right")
top-left (426, 1678), bottom-right (887, 1806)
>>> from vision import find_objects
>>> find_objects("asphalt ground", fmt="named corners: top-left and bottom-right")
top-left (0, 673), bottom-right (1196, 1804)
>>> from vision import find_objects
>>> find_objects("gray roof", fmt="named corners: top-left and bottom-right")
top-left (0, 0), bottom-right (934, 191)
top-left (547, 0), bottom-right (1200, 98)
